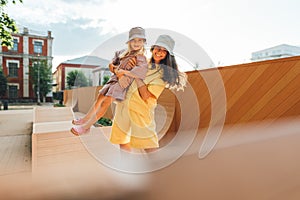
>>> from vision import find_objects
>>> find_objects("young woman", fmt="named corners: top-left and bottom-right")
top-left (110, 34), bottom-right (187, 152)
top-left (71, 27), bottom-right (148, 136)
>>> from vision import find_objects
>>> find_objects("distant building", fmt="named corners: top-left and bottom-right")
top-left (251, 44), bottom-right (300, 62)
top-left (53, 55), bottom-right (109, 91)
top-left (92, 66), bottom-right (113, 87)
top-left (0, 27), bottom-right (53, 102)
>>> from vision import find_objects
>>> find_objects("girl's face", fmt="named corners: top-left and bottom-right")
top-left (152, 45), bottom-right (168, 63)
top-left (129, 38), bottom-right (145, 51)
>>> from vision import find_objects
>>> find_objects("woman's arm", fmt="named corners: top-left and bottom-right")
top-left (135, 79), bottom-right (156, 101)
top-left (117, 69), bottom-right (139, 78)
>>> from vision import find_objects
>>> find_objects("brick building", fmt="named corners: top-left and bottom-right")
top-left (53, 55), bottom-right (109, 92)
top-left (0, 27), bottom-right (53, 102)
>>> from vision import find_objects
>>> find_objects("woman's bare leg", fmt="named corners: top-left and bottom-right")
top-left (144, 148), bottom-right (157, 153)
top-left (120, 143), bottom-right (131, 152)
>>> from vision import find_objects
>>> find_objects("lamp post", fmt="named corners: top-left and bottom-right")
top-left (37, 53), bottom-right (41, 105)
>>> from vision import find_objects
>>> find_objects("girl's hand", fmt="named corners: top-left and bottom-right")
top-left (109, 63), bottom-right (117, 73)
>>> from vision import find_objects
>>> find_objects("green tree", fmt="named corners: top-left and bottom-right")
top-left (0, 0), bottom-right (23, 47)
top-left (102, 75), bottom-right (110, 85)
top-left (0, 67), bottom-right (7, 98)
top-left (66, 70), bottom-right (88, 89)
top-left (29, 60), bottom-right (52, 102)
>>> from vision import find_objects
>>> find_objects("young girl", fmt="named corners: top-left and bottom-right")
top-left (71, 27), bottom-right (148, 136)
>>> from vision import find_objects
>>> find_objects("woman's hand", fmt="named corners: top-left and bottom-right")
top-left (118, 76), bottom-right (131, 88)
top-left (135, 79), bottom-right (156, 101)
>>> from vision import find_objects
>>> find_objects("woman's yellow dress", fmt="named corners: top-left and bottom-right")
top-left (110, 66), bottom-right (166, 149)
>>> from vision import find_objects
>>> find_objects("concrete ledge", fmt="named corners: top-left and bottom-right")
top-left (33, 106), bottom-right (74, 123)
top-left (0, 110), bottom-right (33, 136)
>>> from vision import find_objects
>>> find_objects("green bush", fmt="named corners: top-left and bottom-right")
top-left (97, 117), bottom-right (112, 126)
top-left (53, 103), bottom-right (65, 107)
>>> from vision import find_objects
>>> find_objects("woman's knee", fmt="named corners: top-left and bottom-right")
top-left (120, 143), bottom-right (131, 152)
top-left (144, 148), bottom-right (158, 153)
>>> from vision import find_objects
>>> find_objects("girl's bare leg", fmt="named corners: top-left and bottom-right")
top-left (81, 94), bottom-right (105, 122)
top-left (82, 96), bottom-right (115, 129)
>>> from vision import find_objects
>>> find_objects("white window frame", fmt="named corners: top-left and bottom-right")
top-left (8, 83), bottom-right (20, 89)
top-left (6, 60), bottom-right (20, 68)
top-left (33, 39), bottom-right (44, 54)
top-left (32, 39), bottom-right (44, 45)
top-left (6, 60), bottom-right (20, 77)
top-left (8, 83), bottom-right (19, 98)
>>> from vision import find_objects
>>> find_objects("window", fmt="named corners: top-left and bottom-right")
top-left (12, 38), bottom-right (18, 51)
top-left (8, 62), bottom-right (18, 77)
top-left (8, 85), bottom-right (18, 98)
top-left (34, 41), bottom-right (43, 54)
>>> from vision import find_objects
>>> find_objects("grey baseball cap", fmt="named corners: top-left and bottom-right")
top-left (126, 27), bottom-right (146, 43)
top-left (152, 34), bottom-right (175, 55)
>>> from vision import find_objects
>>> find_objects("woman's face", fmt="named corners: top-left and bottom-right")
top-left (152, 45), bottom-right (168, 63)
top-left (129, 38), bottom-right (145, 51)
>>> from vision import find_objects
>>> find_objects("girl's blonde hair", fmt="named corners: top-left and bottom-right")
top-left (119, 40), bottom-right (146, 59)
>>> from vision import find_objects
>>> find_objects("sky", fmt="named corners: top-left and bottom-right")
top-left (5, 0), bottom-right (300, 72)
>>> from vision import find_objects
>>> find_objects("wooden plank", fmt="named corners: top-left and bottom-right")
top-left (37, 136), bottom-right (82, 148)
top-left (239, 61), bottom-right (300, 122)
top-left (252, 64), bottom-right (300, 121)
top-left (208, 66), bottom-right (241, 113)
top-left (225, 63), bottom-right (271, 122)
top-left (36, 142), bottom-right (87, 157)
top-left (272, 89), bottom-right (300, 119)
top-left (36, 151), bottom-right (92, 166)
top-left (227, 60), bottom-right (295, 124)
top-left (185, 71), bottom-right (211, 128)
top-left (155, 89), bottom-right (175, 140)
top-left (224, 64), bottom-right (263, 106)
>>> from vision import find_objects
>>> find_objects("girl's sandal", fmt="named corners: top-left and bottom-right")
top-left (70, 126), bottom-right (90, 136)
top-left (72, 118), bottom-right (85, 125)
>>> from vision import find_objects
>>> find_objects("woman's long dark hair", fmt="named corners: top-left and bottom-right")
top-left (150, 47), bottom-right (186, 90)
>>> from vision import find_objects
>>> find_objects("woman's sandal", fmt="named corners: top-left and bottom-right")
top-left (70, 126), bottom-right (90, 136)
